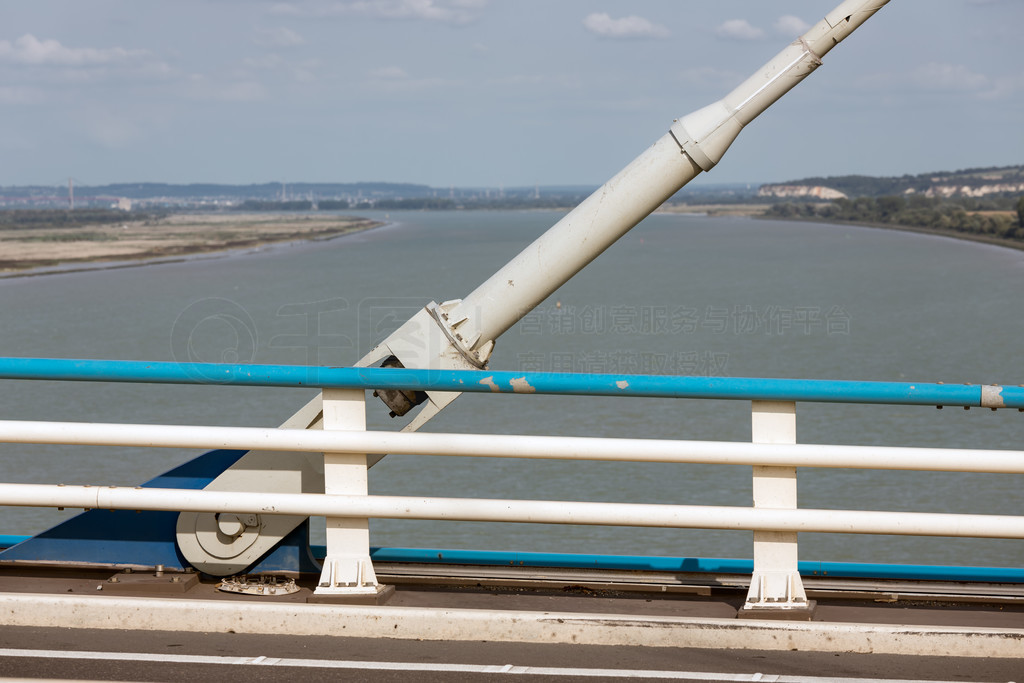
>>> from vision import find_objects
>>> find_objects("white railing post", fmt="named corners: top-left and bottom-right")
top-left (312, 388), bottom-right (393, 603)
top-left (741, 400), bottom-right (812, 617)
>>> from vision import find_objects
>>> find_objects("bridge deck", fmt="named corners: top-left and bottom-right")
top-left (0, 561), bottom-right (1020, 661)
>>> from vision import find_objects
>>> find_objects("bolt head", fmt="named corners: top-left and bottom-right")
top-left (216, 513), bottom-right (245, 538)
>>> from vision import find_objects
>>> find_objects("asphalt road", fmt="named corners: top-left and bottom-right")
top-left (0, 626), bottom-right (1019, 682)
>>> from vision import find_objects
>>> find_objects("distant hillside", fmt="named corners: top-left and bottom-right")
top-left (0, 181), bottom-right (597, 210)
top-left (1, 179), bottom-right (750, 211)
top-left (760, 165), bottom-right (1024, 199)
top-left (0, 181), bottom-right (434, 202)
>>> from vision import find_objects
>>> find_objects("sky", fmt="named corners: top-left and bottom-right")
top-left (1, 0), bottom-right (1022, 189)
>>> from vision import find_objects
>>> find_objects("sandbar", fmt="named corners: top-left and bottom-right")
top-left (0, 213), bottom-right (383, 277)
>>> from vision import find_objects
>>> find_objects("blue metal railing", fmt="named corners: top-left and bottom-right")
top-left (0, 357), bottom-right (1021, 408)
top-left (0, 534), bottom-right (1020, 584)
top-left (1, 356), bottom-right (1021, 586)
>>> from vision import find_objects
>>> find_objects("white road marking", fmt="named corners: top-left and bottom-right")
top-left (0, 648), bottom-right (1003, 682)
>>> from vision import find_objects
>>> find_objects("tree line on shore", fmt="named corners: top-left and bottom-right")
top-left (7, 194), bottom-right (1024, 247)
top-left (772, 165), bottom-right (1023, 197)
top-left (766, 195), bottom-right (1024, 241)
top-left (232, 198), bottom-right (460, 211)
top-left (231, 195), bottom-right (588, 211)
top-left (0, 208), bottom-right (143, 230)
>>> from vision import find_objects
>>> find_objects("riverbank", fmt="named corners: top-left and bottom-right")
top-left (2, 205), bottom-right (1020, 281)
top-left (658, 203), bottom-right (770, 217)
top-left (761, 214), bottom-right (1024, 253)
top-left (0, 213), bottom-right (383, 277)
top-left (662, 202), bottom-right (1024, 252)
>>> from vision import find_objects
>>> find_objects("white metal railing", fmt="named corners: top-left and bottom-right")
top-left (0, 385), bottom-right (1022, 611)
top-left (2, 419), bottom-right (1024, 472)
top-left (0, 483), bottom-right (1019, 537)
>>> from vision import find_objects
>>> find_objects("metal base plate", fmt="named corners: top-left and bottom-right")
top-left (103, 570), bottom-right (200, 594)
top-left (306, 584), bottom-right (396, 605)
top-left (737, 600), bottom-right (817, 621)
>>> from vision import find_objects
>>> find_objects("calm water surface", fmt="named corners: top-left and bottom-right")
top-left (1, 210), bottom-right (1022, 566)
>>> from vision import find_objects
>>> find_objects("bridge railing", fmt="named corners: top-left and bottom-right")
top-left (0, 357), bottom-right (1021, 612)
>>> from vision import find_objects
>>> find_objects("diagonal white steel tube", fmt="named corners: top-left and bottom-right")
top-left (0, 483), bottom-right (1019, 539)
top-left (447, 0), bottom-right (890, 354)
top-left (2, 419), bottom-right (1024, 474)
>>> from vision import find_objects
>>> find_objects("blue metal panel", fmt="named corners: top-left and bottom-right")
top-left (0, 535), bottom-right (29, 548)
top-left (240, 520), bottom-right (321, 575)
top-left (3, 532), bottom-right (1020, 583)
top-left (0, 356), bottom-right (1018, 407)
top-left (367, 547), bottom-right (1024, 584)
top-left (367, 547), bottom-right (752, 573)
top-left (797, 560), bottom-right (1024, 583)
top-left (0, 450), bottom-right (246, 571)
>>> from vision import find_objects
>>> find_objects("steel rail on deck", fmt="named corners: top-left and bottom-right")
top-left (0, 357), bottom-right (1022, 408)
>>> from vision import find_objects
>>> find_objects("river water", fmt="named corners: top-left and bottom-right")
top-left (1, 210), bottom-right (1023, 567)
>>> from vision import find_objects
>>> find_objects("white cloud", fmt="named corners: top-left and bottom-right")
top-left (582, 13), bottom-right (669, 39)
top-left (980, 73), bottom-right (1024, 101)
top-left (0, 130), bottom-right (35, 151)
top-left (858, 62), bottom-right (1013, 100)
top-left (369, 66), bottom-right (409, 80)
top-left (0, 85), bottom-right (45, 105)
top-left (364, 65), bottom-right (452, 93)
top-left (271, 0), bottom-right (486, 25)
top-left (185, 75), bottom-right (269, 102)
top-left (240, 53), bottom-right (320, 83)
top-left (243, 54), bottom-right (285, 70)
top-left (218, 81), bottom-right (270, 102)
top-left (676, 66), bottom-right (741, 87)
top-left (774, 15), bottom-right (810, 36)
top-left (86, 114), bottom-right (143, 148)
top-left (254, 27), bottom-right (305, 48)
top-left (0, 34), bottom-right (173, 90)
top-left (908, 63), bottom-right (1023, 101)
top-left (912, 62), bottom-right (989, 91)
top-left (0, 34), bottom-right (148, 66)
top-left (487, 72), bottom-right (581, 91)
top-left (715, 19), bottom-right (764, 41)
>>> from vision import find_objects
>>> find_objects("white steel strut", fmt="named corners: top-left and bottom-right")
top-left (179, 0), bottom-right (891, 576)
